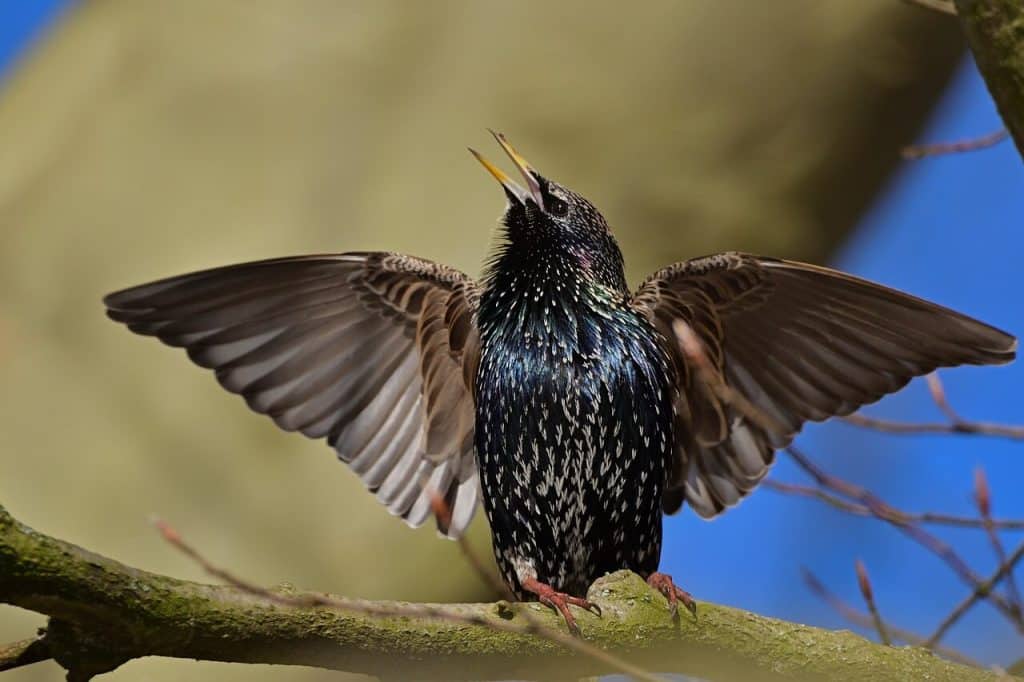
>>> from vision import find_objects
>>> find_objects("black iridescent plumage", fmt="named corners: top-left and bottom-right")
top-left (476, 178), bottom-right (674, 599)
top-left (103, 133), bottom-right (1017, 634)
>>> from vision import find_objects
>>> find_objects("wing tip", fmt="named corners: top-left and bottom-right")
top-left (966, 329), bottom-right (1017, 366)
top-left (1001, 334), bottom-right (1018, 359)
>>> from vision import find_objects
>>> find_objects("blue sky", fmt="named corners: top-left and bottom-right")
top-left (0, 0), bottom-right (69, 84)
top-left (3, 1), bottom-right (1022, 667)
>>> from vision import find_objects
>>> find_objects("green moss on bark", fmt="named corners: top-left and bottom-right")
top-left (956, 0), bottom-right (1024, 158)
top-left (0, 502), bottom-right (1014, 680)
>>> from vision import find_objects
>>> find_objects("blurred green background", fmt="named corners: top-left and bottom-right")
top-left (1, 1), bottom-right (964, 680)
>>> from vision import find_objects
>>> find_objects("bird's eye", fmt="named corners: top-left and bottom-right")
top-left (546, 195), bottom-right (569, 217)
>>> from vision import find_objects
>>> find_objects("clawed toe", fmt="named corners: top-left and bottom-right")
top-left (647, 571), bottom-right (697, 620)
top-left (563, 594), bottom-right (602, 617)
top-left (522, 577), bottom-right (602, 636)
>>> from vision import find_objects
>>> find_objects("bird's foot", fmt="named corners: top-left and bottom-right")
top-left (520, 577), bottom-right (601, 636)
top-left (646, 572), bottom-right (697, 620)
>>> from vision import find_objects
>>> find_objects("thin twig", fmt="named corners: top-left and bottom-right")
top-left (975, 469), bottom-right (1024, 613)
top-left (423, 483), bottom-right (516, 601)
top-left (672, 320), bottom-right (789, 437)
top-left (926, 374), bottom-right (960, 423)
top-left (855, 559), bottom-right (892, 645)
top-left (801, 568), bottom-right (980, 668)
top-left (900, 0), bottom-right (957, 15)
top-left (764, 480), bottom-right (1024, 530)
top-left (841, 413), bottom-right (1024, 441)
top-left (784, 447), bottom-right (1024, 631)
top-left (902, 128), bottom-right (1008, 160)
top-left (842, 374), bottom-right (1024, 441)
top-left (152, 518), bottom-right (667, 682)
top-left (0, 636), bottom-right (51, 673)
top-left (925, 541), bottom-right (1024, 648)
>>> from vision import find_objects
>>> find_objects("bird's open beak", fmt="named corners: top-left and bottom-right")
top-left (469, 131), bottom-right (545, 209)
top-left (468, 148), bottom-right (528, 205)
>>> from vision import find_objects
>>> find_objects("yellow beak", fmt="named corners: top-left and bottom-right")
top-left (470, 131), bottom-right (545, 207)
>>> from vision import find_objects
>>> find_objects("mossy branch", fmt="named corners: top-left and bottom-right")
top-left (955, 0), bottom-right (1024, 158)
top-left (0, 503), bottom-right (1013, 681)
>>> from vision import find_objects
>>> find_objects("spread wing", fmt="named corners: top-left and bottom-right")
top-left (104, 252), bottom-right (482, 538)
top-left (632, 252), bottom-right (1017, 519)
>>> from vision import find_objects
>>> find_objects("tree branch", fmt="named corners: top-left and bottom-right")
top-left (0, 503), bottom-right (1015, 681)
top-left (0, 635), bottom-right (50, 673)
top-left (955, 0), bottom-right (1024, 158)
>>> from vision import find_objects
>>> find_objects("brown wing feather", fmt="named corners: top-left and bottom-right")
top-left (633, 252), bottom-right (1016, 518)
top-left (104, 252), bottom-right (481, 538)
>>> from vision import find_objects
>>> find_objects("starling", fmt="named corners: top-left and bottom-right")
top-left (104, 132), bottom-right (1016, 634)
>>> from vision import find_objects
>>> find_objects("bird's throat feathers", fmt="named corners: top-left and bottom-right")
top-left (479, 237), bottom-right (634, 359)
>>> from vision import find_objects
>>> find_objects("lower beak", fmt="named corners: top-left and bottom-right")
top-left (469, 131), bottom-right (545, 208)
top-left (469, 148), bottom-right (530, 205)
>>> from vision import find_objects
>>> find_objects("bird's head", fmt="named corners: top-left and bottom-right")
top-left (471, 131), bottom-right (626, 291)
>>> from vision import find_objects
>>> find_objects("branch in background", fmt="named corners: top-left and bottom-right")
top-left (785, 446), bottom-right (1024, 631)
top-left (975, 470), bottom-right (1024, 613)
top-left (764, 480), bottom-right (1024, 530)
top-left (901, 128), bottom-right (1009, 159)
top-left (855, 560), bottom-right (892, 646)
top-left (902, 0), bottom-right (958, 16)
top-left (0, 636), bottom-right (50, 674)
top-left (841, 412), bottom-right (1024, 440)
top-left (801, 568), bottom-right (982, 668)
top-left (424, 485), bottom-right (516, 602)
top-left (955, 0), bottom-right (1024, 159)
top-left (843, 374), bottom-right (1024, 441)
top-left (925, 542), bottom-right (1024, 648)
top-left (672, 320), bottom-right (789, 437)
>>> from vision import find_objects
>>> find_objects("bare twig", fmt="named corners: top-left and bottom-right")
top-left (902, 128), bottom-right (1008, 159)
top-left (855, 559), bottom-right (892, 645)
top-left (672, 320), bottom-right (788, 437)
top-left (764, 480), bottom-right (1024, 530)
top-left (975, 469), bottom-right (1024, 613)
top-left (801, 568), bottom-right (980, 667)
top-left (423, 484), bottom-right (516, 601)
top-left (153, 518), bottom-right (667, 682)
top-left (925, 541), bottom-right (1024, 648)
top-left (0, 636), bottom-right (51, 673)
top-left (842, 374), bottom-right (1024, 441)
top-left (841, 413), bottom-right (1024, 441)
top-left (926, 374), bottom-right (961, 423)
top-left (900, 0), bottom-right (957, 15)
top-left (784, 447), bottom-right (1024, 631)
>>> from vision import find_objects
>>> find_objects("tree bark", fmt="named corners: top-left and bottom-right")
top-left (956, 0), bottom-right (1024, 159)
top-left (0, 503), bottom-right (1011, 681)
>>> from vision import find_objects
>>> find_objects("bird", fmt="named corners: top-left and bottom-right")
top-left (104, 131), bottom-right (1017, 635)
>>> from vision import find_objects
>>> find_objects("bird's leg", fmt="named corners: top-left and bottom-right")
top-left (520, 577), bottom-right (602, 636)
top-left (645, 572), bottom-right (697, 619)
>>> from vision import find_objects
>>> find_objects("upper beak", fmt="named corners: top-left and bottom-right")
top-left (469, 131), bottom-right (545, 208)
top-left (468, 148), bottom-right (529, 205)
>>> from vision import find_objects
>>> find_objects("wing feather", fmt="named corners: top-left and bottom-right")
top-left (104, 252), bottom-right (482, 537)
top-left (634, 252), bottom-right (1016, 518)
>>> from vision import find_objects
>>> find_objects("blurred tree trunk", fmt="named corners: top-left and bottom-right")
top-left (955, 0), bottom-right (1024, 159)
